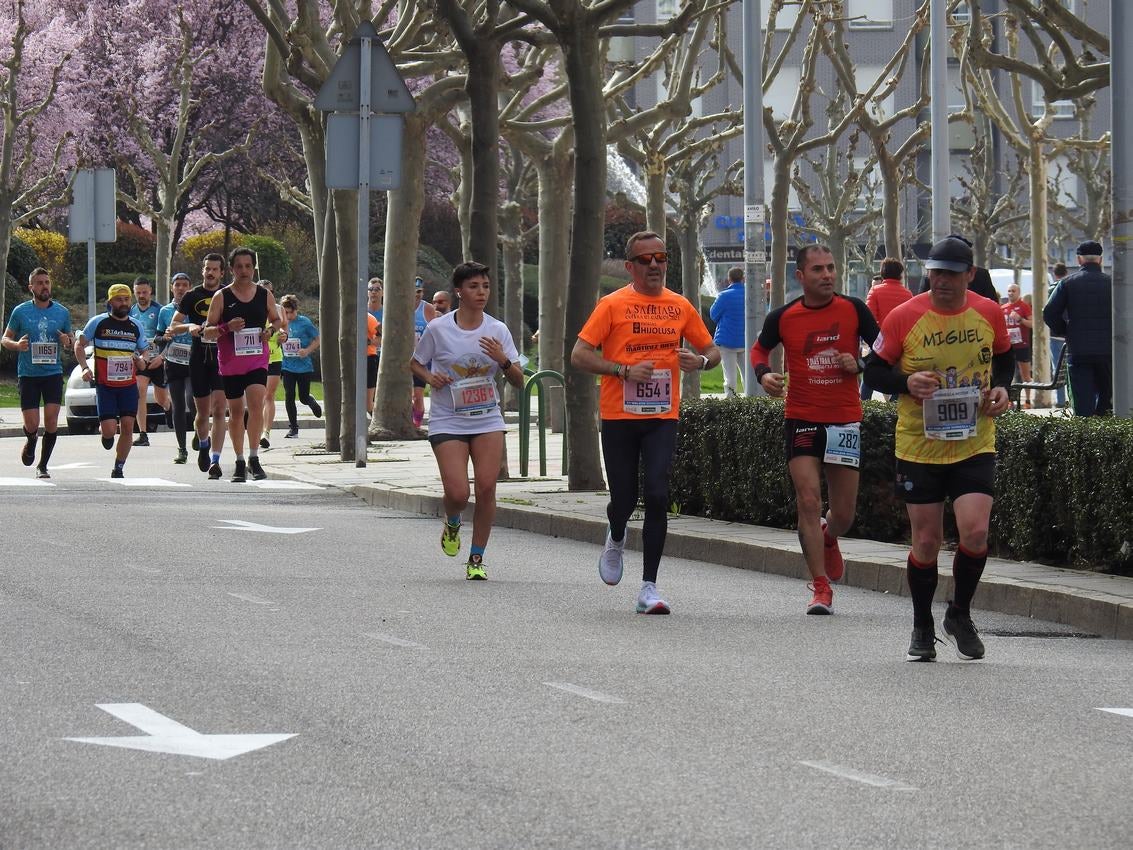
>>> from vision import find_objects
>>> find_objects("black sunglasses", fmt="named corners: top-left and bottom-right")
top-left (631, 252), bottom-right (668, 266)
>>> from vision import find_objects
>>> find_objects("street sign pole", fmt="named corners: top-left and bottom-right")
top-left (87, 237), bottom-right (97, 317)
top-left (354, 34), bottom-right (373, 468)
top-left (69, 168), bottom-right (116, 318)
top-left (742, 0), bottom-right (767, 397)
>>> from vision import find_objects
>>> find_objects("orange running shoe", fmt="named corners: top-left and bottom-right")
top-left (806, 577), bottom-right (833, 615)
top-left (820, 517), bottom-right (845, 583)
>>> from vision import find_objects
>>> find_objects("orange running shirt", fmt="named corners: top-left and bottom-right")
top-left (578, 284), bottom-right (713, 421)
top-left (872, 291), bottom-right (1011, 464)
top-left (750, 294), bottom-right (879, 423)
top-left (366, 312), bottom-right (379, 356)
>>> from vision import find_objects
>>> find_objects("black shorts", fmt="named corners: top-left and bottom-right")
top-left (137, 366), bottom-right (167, 387)
top-left (367, 354), bottom-right (379, 389)
top-left (18, 374), bottom-right (64, 409)
top-left (428, 431), bottom-right (503, 447)
top-left (783, 418), bottom-right (861, 467)
top-left (895, 453), bottom-right (996, 504)
top-left (189, 344), bottom-right (223, 398)
top-left (164, 361), bottom-right (190, 382)
top-left (222, 369), bottom-right (269, 400)
top-left (268, 360), bottom-right (282, 377)
top-left (1013, 347), bottom-right (1032, 363)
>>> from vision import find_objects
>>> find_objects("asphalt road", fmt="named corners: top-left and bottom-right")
top-left (1, 434), bottom-right (1131, 849)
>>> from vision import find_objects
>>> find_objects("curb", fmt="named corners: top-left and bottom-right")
top-left (343, 482), bottom-right (1133, 641)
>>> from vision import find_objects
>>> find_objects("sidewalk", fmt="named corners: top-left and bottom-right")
top-left (5, 403), bottom-right (1130, 639)
top-left (259, 420), bottom-right (1132, 642)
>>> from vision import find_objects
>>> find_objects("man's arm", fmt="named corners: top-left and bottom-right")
top-left (861, 352), bottom-right (910, 396)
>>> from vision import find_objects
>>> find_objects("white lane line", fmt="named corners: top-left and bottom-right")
top-left (363, 632), bottom-right (425, 649)
top-left (543, 682), bottom-right (626, 704)
top-left (227, 593), bottom-right (275, 606)
top-left (245, 480), bottom-right (325, 490)
top-left (1097, 708), bottom-right (1133, 719)
top-left (799, 760), bottom-right (917, 791)
top-left (0, 478), bottom-right (54, 487)
top-left (99, 478), bottom-right (191, 487)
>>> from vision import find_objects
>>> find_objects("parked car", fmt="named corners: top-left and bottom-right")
top-left (63, 346), bottom-right (162, 434)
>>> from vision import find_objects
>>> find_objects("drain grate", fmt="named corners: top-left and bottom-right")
top-left (983, 629), bottom-right (1100, 639)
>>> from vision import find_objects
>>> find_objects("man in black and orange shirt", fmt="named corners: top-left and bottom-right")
top-left (751, 244), bottom-right (879, 615)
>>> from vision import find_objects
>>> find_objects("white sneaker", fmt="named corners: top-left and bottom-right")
top-left (598, 527), bottom-right (625, 586)
top-left (636, 581), bottom-right (670, 615)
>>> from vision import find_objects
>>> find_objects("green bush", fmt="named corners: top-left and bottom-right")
top-left (64, 222), bottom-right (154, 285)
top-left (242, 234), bottom-right (291, 286)
top-left (670, 398), bottom-right (1133, 574)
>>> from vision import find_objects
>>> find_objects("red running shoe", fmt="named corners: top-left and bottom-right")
top-left (806, 577), bottom-right (833, 615)
top-left (820, 517), bottom-right (845, 583)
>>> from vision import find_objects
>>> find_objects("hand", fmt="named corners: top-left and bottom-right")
top-left (16, 334), bottom-right (29, 352)
top-left (277, 329), bottom-right (288, 343)
top-left (189, 324), bottom-right (202, 337)
top-left (298, 348), bottom-right (309, 357)
top-left (981, 386), bottom-right (1011, 417)
top-left (228, 317), bottom-right (246, 332)
top-left (906, 370), bottom-right (941, 400)
top-left (478, 336), bottom-right (507, 366)
top-left (427, 371), bottom-right (453, 390)
top-left (835, 352), bottom-right (859, 374)
top-left (81, 366), bottom-right (92, 381)
top-left (759, 371), bottom-right (785, 397)
top-left (677, 349), bottom-right (704, 373)
top-left (623, 361), bottom-right (654, 382)
top-left (57, 331), bottom-right (72, 348)
top-left (260, 328), bottom-right (271, 344)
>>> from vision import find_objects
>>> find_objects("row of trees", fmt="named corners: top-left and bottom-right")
top-left (0, 0), bottom-right (1113, 486)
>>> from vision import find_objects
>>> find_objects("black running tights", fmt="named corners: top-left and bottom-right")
top-left (283, 371), bottom-right (316, 428)
top-left (600, 418), bottom-right (679, 584)
top-left (168, 376), bottom-right (195, 450)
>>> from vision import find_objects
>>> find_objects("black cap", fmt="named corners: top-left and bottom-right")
top-left (1076, 240), bottom-right (1103, 256)
top-left (924, 236), bottom-right (974, 273)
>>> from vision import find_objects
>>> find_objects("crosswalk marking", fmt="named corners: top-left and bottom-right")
top-left (0, 477), bottom-right (54, 487)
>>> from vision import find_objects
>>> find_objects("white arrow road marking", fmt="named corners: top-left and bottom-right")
top-left (210, 519), bottom-right (320, 534)
top-left (363, 632), bottom-right (425, 649)
top-left (0, 477), bottom-right (54, 487)
top-left (1097, 708), bottom-right (1133, 718)
top-left (227, 592), bottom-right (275, 606)
top-left (99, 478), bottom-right (191, 487)
top-left (50, 462), bottom-right (95, 470)
top-left (245, 480), bottom-right (325, 490)
top-left (65, 703), bottom-right (296, 761)
top-left (799, 760), bottom-right (918, 791)
top-left (543, 682), bottom-right (626, 704)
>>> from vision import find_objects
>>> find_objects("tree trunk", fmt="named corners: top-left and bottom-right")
top-left (535, 148), bottom-right (572, 435)
top-left (465, 43), bottom-right (500, 314)
top-left (561, 24), bottom-right (606, 490)
top-left (374, 113), bottom-right (428, 439)
top-left (154, 214), bottom-right (174, 304)
top-left (501, 199), bottom-right (524, 413)
top-left (0, 206), bottom-right (12, 327)
top-left (335, 193), bottom-right (359, 462)
top-left (321, 193), bottom-right (345, 453)
top-left (644, 150), bottom-right (667, 237)
top-left (1027, 145), bottom-right (1051, 403)
top-left (877, 154), bottom-right (903, 259)
top-left (767, 156), bottom-right (793, 371)
top-left (827, 232), bottom-right (848, 295)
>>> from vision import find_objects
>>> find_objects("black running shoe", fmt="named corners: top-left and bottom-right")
top-left (285, 428), bottom-right (299, 439)
top-left (191, 434), bottom-right (200, 451)
top-left (259, 436), bottom-right (270, 449)
top-left (36, 466), bottom-right (50, 480)
top-left (310, 400), bottom-right (323, 419)
top-left (248, 457), bottom-right (267, 480)
top-left (906, 626), bottom-right (938, 662)
top-left (110, 467), bottom-right (124, 479)
top-left (133, 432), bottom-right (150, 447)
top-left (20, 440), bottom-right (35, 466)
top-left (102, 437), bottom-right (114, 451)
top-left (231, 459), bottom-right (246, 483)
top-left (208, 462), bottom-right (223, 480)
top-left (174, 448), bottom-right (188, 464)
top-left (943, 605), bottom-right (986, 660)
top-left (198, 445), bottom-right (210, 472)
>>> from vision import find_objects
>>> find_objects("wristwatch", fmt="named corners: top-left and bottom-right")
top-left (499, 359), bottom-right (512, 371)
top-left (700, 355), bottom-right (710, 371)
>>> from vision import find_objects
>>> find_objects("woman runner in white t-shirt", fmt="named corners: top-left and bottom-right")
top-left (410, 262), bottom-right (523, 580)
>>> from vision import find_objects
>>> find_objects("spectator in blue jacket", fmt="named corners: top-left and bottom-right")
top-left (1043, 240), bottom-right (1111, 416)
top-left (710, 267), bottom-right (746, 398)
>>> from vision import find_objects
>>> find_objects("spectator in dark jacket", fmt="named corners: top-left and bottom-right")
top-left (917, 237), bottom-right (999, 302)
top-left (1043, 240), bottom-right (1112, 416)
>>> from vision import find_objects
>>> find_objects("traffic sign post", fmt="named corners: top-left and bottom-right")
top-left (316, 22), bottom-right (415, 466)
top-left (68, 168), bottom-right (117, 318)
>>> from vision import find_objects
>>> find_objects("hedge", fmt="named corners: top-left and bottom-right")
top-left (669, 397), bottom-right (1133, 574)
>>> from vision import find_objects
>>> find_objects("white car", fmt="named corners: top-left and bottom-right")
top-left (63, 346), bottom-right (162, 434)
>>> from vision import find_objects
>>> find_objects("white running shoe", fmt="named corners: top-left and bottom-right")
top-left (599, 527), bottom-right (625, 586)
top-left (636, 581), bottom-right (670, 615)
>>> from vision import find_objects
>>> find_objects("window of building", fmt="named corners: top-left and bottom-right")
top-left (948, 62), bottom-right (966, 110)
top-left (856, 65), bottom-right (895, 119)
top-left (847, 0), bottom-right (893, 29)
top-left (762, 2), bottom-right (801, 31)
top-left (764, 65), bottom-right (802, 122)
top-left (952, 2), bottom-right (971, 23)
top-left (1031, 80), bottom-right (1075, 119)
top-left (1047, 155), bottom-right (1080, 208)
top-left (656, 0), bottom-right (677, 23)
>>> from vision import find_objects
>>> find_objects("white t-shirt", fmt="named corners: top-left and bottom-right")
top-left (412, 311), bottom-right (520, 435)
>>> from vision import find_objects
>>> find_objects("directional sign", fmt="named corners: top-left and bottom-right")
top-left (65, 703), bottom-right (296, 761)
top-left (314, 21), bottom-right (415, 113)
top-left (211, 519), bottom-right (320, 534)
top-left (325, 113), bottom-right (403, 190)
top-left (68, 168), bottom-right (117, 244)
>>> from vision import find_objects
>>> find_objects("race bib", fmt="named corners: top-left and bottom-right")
top-left (30, 341), bottom-right (57, 365)
top-left (106, 355), bottom-right (135, 382)
top-left (623, 368), bottom-right (672, 415)
top-left (452, 375), bottom-right (498, 416)
top-left (165, 341), bottom-right (191, 365)
top-left (234, 327), bottom-right (263, 356)
top-left (282, 337), bottom-right (302, 357)
top-left (823, 423), bottom-right (861, 468)
top-left (1008, 327), bottom-right (1023, 345)
top-left (923, 385), bottom-right (980, 441)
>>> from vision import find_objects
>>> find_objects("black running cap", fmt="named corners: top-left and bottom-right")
top-left (925, 236), bottom-right (974, 272)
top-left (1076, 240), bottom-right (1103, 256)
